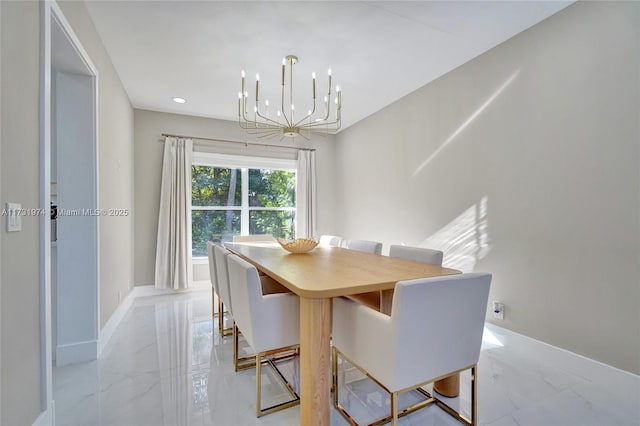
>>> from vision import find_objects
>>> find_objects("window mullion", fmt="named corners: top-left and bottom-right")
top-left (241, 168), bottom-right (249, 235)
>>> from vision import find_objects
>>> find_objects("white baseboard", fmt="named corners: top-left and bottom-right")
top-left (56, 340), bottom-right (97, 367)
top-left (32, 400), bottom-right (55, 426)
top-left (97, 287), bottom-right (136, 357)
top-left (97, 281), bottom-right (211, 356)
top-left (485, 323), bottom-right (639, 395)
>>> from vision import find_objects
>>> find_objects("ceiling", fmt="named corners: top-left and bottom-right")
top-left (84, 1), bottom-right (573, 131)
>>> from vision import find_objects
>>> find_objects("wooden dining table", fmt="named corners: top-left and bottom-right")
top-left (225, 243), bottom-right (460, 426)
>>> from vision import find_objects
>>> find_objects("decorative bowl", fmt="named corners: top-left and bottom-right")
top-left (277, 237), bottom-right (319, 254)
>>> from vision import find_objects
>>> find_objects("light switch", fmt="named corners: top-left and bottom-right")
top-left (6, 203), bottom-right (22, 232)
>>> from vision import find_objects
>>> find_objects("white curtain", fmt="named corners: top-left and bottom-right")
top-left (296, 149), bottom-right (316, 238)
top-left (155, 137), bottom-right (193, 289)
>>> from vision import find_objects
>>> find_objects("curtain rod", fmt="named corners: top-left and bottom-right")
top-left (161, 133), bottom-right (316, 152)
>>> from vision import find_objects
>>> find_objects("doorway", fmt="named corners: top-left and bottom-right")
top-left (40, 1), bottom-right (99, 417)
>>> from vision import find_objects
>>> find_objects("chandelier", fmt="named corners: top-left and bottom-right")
top-left (238, 55), bottom-right (342, 139)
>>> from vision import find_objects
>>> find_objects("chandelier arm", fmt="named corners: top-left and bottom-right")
top-left (305, 102), bottom-right (342, 130)
top-left (244, 125), bottom-right (284, 135)
top-left (242, 123), bottom-right (283, 132)
top-left (241, 96), bottom-right (254, 124)
top-left (322, 95), bottom-right (332, 121)
top-left (292, 102), bottom-right (317, 128)
top-left (240, 102), bottom-right (284, 130)
top-left (296, 131), bottom-right (311, 141)
top-left (255, 109), bottom-right (288, 129)
top-left (280, 71), bottom-right (292, 128)
top-left (301, 117), bottom-right (341, 129)
top-left (256, 129), bottom-right (286, 139)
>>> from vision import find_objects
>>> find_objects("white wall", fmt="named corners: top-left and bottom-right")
top-left (0, 1), bottom-right (42, 424)
top-left (134, 109), bottom-right (337, 285)
top-left (1, 0), bottom-right (134, 421)
top-left (0, 0), bottom-right (3, 421)
top-left (335, 1), bottom-right (640, 374)
top-left (57, 0), bottom-right (135, 328)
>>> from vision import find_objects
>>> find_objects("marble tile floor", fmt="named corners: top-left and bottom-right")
top-left (54, 290), bottom-right (640, 426)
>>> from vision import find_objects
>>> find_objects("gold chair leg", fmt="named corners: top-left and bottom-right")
top-left (217, 298), bottom-right (224, 336)
top-left (233, 327), bottom-right (255, 371)
top-left (332, 345), bottom-right (339, 407)
top-left (256, 353), bottom-right (262, 418)
top-left (471, 365), bottom-right (477, 426)
top-left (233, 323), bottom-right (254, 371)
top-left (255, 349), bottom-right (300, 417)
top-left (216, 299), bottom-right (233, 337)
top-left (391, 392), bottom-right (399, 426)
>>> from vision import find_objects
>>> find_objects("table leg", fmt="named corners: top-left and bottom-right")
top-left (380, 289), bottom-right (394, 315)
top-left (300, 297), bottom-right (332, 426)
top-left (434, 374), bottom-right (460, 397)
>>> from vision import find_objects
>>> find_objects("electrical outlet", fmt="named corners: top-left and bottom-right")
top-left (493, 301), bottom-right (504, 320)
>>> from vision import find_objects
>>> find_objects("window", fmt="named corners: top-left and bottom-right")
top-left (191, 153), bottom-right (296, 257)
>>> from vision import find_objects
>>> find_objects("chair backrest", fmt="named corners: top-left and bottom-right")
top-left (213, 244), bottom-right (233, 312)
top-left (319, 235), bottom-right (343, 247)
top-left (232, 234), bottom-right (276, 243)
top-left (389, 245), bottom-right (443, 266)
top-left (207, 241), bottom-right (219, 295)
top-left (225, 254), bottom-right (259, 349)
top-left (346, 239), bottom-right (382, 255)
top-left (389, 273), bottom-right (491, 391)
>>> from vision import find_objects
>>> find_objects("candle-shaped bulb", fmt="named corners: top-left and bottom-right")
top-left (282, 58), bottom-right (286, 65)
top-left (241, 70), bottom-right (245, 78)
top-left (291, 104), bottom-right (295, 111)
top-left (324, 96), bottom-right (328, 103)
top-left (312, 72), bottom-right (316, 98)
top-left (277, 110), bottom-right (281, 117)
top-left (308, 109), bottom-right (312, 116)
top-left (256, 73), bottom-right (260, 81)
top-left (254, 106), bottom-right (258, 112)
top-left (244, 91), bottom-right (248, 98)
top-left (334, 96), bottom-right (338, 105)
top-left (328, 68), bottom-right (332, 76)
top-left (336, 85), bottom-right (341, 93)
top-left (265, 99), bottom-right (269, 107)
top-left (238, 92), bottom-right (242, 99)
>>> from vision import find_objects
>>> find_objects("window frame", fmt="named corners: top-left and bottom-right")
top-left (191, 152), bottom-right (297, 259)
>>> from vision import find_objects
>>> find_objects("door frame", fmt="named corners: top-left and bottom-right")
top-left (39, 0), bottom-right (99, 418)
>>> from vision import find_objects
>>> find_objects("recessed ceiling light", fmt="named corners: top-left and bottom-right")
top-left (172, 97), bottom-right (186, 104)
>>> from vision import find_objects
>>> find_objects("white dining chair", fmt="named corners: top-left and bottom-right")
top-left (226, 253), bottom-right (301, 417)
top-left (389, 244), bottom-right (443, 266)
top-left (233, 234), bottom-right (276, 243)
top-left (207, 241), bottom-right (227, 336)
top-left (215, 244), bottom-right (292, 370)
top-left (319, 235), bottom-right (343, 247)
top-left (346, 239), bottom-right (382, 255)
top-left (332, 273), bottom-right (492, 426)
top-left (213, 244), bottom-right (234, 337)
top-left (348, 245), bottom-right (445, 312)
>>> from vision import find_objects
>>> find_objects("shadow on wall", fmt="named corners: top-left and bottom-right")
top-left (412, 69), bottom-right (521, 177)
top-left (418, 196), bottom-right (491, 272)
